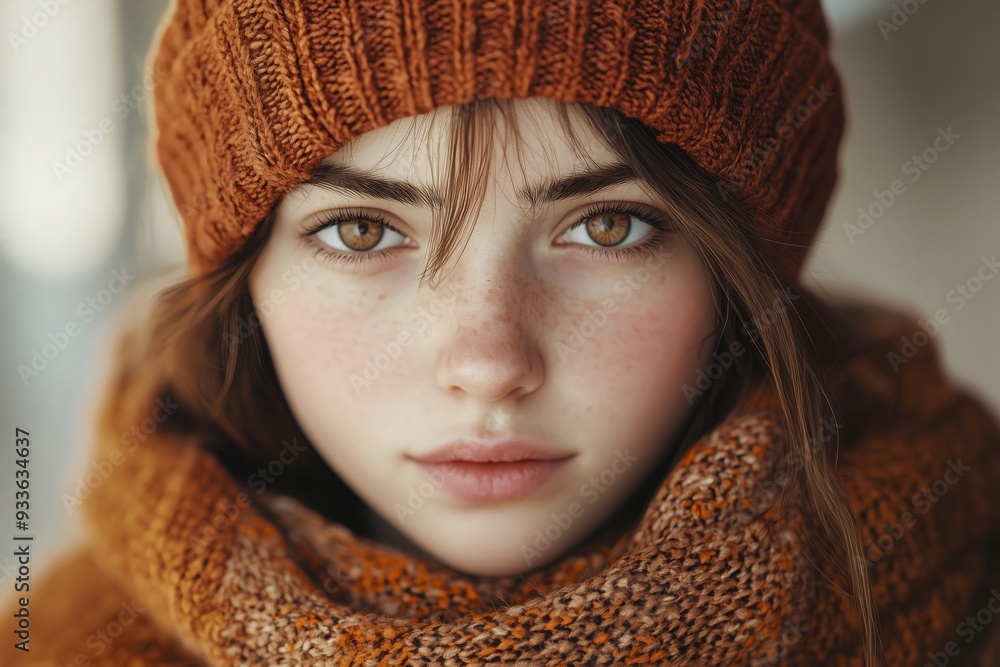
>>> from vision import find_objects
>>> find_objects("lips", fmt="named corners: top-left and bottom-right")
top-left (407, 439), bottom-right (576, 503)
top-left (409, 439), bottom-right (575, 464)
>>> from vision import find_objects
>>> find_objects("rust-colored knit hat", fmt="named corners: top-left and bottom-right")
top-left (148, 0), bottom-right (845, 280)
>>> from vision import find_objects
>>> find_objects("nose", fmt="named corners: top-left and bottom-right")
top-left (434, 265), bottom-right (545, 404)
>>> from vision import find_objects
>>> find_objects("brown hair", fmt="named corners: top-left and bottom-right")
top-left (136, 98), bottom-right (877, 663)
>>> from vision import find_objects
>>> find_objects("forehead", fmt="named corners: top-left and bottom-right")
top-left (322, 98), bottom-right (615, 187)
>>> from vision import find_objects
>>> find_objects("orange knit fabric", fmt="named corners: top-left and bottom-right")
top-left (148, 0), bottom-right (845, 279)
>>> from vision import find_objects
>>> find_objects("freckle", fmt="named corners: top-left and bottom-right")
top-left (378, 293), bottom-right (385, 301)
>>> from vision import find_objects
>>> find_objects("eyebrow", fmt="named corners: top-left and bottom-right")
top-left (302, 161), bottom-right (639, 209)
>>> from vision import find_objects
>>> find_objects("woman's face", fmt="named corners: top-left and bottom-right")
top-left (250, 98), bottom-right (718, 576)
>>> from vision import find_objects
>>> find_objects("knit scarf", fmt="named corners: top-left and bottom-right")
top-left (10, 297), bottom-right (1000, 667)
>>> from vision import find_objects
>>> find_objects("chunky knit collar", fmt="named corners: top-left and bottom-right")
top-left (71, 295), bottom-right (1000, 666)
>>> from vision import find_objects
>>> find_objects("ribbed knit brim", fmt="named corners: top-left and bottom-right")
top-left (148, 0), bottom-right (845, 280)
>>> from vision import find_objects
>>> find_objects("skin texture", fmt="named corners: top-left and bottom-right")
top-left (249, 98), bottom-right (719, 577)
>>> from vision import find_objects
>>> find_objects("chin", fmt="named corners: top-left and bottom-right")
top-left (402, 510), bottom-right (583, 578)
top-left (430, 544), bottom-right (554, 578)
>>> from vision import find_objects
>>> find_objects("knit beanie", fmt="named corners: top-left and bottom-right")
top-left (147, 0), bottom-right (845, 280)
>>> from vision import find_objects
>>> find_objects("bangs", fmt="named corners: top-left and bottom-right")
top-left (416, 98), bottom-right (612, 288)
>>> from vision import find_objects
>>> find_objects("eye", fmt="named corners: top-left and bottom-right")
top-left (560, 202), bottom-right (672, 250)
top-left (309, 209), bottom-right (409, 254)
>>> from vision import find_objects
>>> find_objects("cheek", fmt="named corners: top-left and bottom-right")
top-left (555, 267), bottom-right (717, 421)
top-left (545, 267), bottom-right (717, 519)
top-left (258, 280), bottom-right (404, 430)
top-left (258, 284), bottom-right (415, 490)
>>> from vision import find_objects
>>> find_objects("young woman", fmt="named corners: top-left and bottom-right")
top-left (6, 0), bottom-right (1000, 665)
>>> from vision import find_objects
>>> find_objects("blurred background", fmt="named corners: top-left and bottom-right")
top-left (0, 0), bottom-right (997, 580)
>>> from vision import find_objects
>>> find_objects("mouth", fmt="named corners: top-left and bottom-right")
top-left (406, 439), bottom-right (576, 503)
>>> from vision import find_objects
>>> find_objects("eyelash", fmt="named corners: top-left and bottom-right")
top-left (568, 201), bottom-right (674, 263)
top-left (304, 202), bottom-right (674, 269)
top-left (304, 207), bottom-right (402, 270)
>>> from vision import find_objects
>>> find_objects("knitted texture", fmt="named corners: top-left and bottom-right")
top-left (5, 296), bottom-right (1000, 666)
top-left (148, 0), bottom-right (845, 280)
